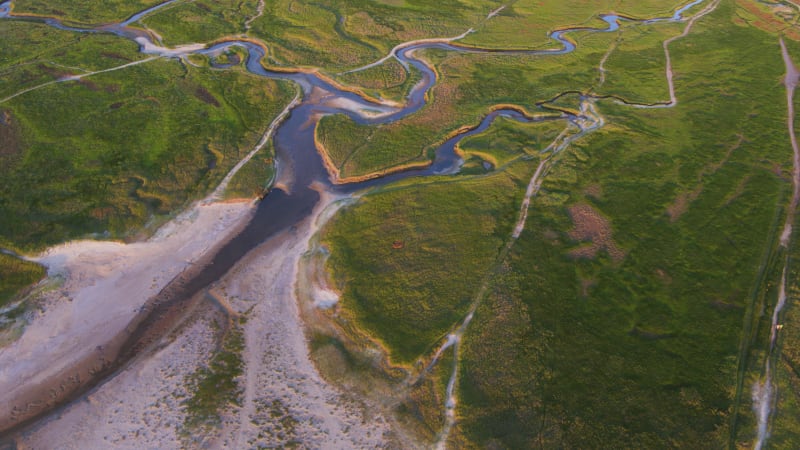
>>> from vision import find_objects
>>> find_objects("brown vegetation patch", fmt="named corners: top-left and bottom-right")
top-left (709, 299), bottom-right (743, 311)
top-left (0, 110), bottom-right (22, 158)
top-left (667, 134), bottom-right (743, 221)
top-left (38, 63), bottom-right (72, 80)
top-left (736, 0), bottom-right (800, 40)
top-left (629, 326), bottom-right (675, 340)
top-left (667, 190), bottom-right (696, 222)
top-left (566, 203), bottom-right (624, 262)
top-left (347, 12), bottom-right (393, 38)
top-left (584, 183), bottom-right (603, 199)
top-left (77, 79), bottom-right (100, 91)
top-left (580, 278), bottom-right (596, 297)
top-left (655, 268), bottom-right (672, 285)
top-left (340, 59), bottom-right (407, 90)
top-left (194, 86), bottom-right (220, 107)
top-left (89, 206), bottom-right (114, 220)
top-left (100, 52), bottom-right (131, 61)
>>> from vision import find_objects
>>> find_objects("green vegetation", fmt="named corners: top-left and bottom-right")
top-left (139, 0), bottom-right (257, 46)
top-left (0, 254), bottom-right (45, 308)
top-left (338, 59), bottom-right (424, 104)
top-left (316, 30), bottom-right (615, 179)
top-left (455, 2), bottom-right (794, 446)
top-left (457, 117), bottom-right (566, 167)
top-left (323, 168), bottom-right (532, 363)
top-left (318, 0), bottom-right (800, 447)
top-left (5, 0), bottom-right (800, 447)
top-left (12, 0), bottom-right (164, 25)
top-left (183, 319), bottom-right (245, 432)
top-left (0, 24), bottom-right (294, 251)
top-left (458, 0), bottom-right (691, 49)
top-left (223, 139), bottom-right (277, 200)
top-left (247, 0), bottom-right (502, 71)
top-left (0, 22), bottom-right (146, 100)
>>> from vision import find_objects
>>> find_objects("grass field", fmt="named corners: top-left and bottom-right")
top-left (318, 0), bottom-right (800, 446)
top-left (4, 0), bottom-right (800, 446)
top-left (323, 168), bottom-right (530, 364)
top-left (11, 0), bottom-right (165, 25)
top-left (0, 23), bottom-right (294, 252)
top-left (139, 0), bottom-right (257, 46)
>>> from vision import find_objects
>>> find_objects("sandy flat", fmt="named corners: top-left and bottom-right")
top-left (0, 199), bottom-right (255, 432)
top-left (11, 191), bottom-right (392, 448)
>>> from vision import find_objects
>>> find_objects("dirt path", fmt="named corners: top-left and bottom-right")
top-left (0, 56), bottom-right (160, 104)
top-left (752, 37), bottom-right (800, 450)
top-left (209, 93), bottom-right (300, 201)
top-left (780, 37), bottom-right (800, 248)
top-left (658, 0), bottom-right (721, 107)
top-left (244, 0), bottom-right (265, 31)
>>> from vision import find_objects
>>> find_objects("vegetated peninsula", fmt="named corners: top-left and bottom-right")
top-left (1, 0), bottom-right (799, 448)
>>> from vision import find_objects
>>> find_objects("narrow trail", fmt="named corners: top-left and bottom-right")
top-left (244, 0), bottom-right (265, 31)
top-left (780, 37), bottom-right (800, 248)
top-left (660, 0), bottom-right (721, 107)
top-left (751, 37), bottom-right (800, 450)
top-left (0, 56), bottom-right (160, 104)
top-left (433, 99), bottom-right (605, 448)
top-left (424, 1), bottom-right (720, 446)
top-left (209, 93), bottom-right (301, 201)
top-left (339, 29), bottom-right (475, 75)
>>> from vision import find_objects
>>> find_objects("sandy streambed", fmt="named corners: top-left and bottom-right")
top-left (0, 199), bottom-right (255, 436)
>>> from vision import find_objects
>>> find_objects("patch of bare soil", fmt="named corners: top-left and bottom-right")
top-left (567, 203), bottom-right (624, 263)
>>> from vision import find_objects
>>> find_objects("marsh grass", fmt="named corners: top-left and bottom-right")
top-left (0, 35), bottom-right (294, 251)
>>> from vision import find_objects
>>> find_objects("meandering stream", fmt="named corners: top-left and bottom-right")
top-left (0, 0), bottom-right (712, 439)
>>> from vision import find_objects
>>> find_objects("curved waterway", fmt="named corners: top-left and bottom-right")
top-left (0, 0), bottom-right (707, 436)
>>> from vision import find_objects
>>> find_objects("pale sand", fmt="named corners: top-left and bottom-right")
top-left (18, 312), bottom-right (219, 448)
top-left (211, 190), bottom-right (391, 448)
top-left (0, 199), bottom-right (256, 432)
top-left (12, 190), bottom-right (392, 448)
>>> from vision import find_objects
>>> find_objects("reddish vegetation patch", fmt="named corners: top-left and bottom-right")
top-left (655, 268), bottom-right (672, 285)
top-left (89, 206), bottom-right (114, 220)
top-left (38, 63), bottom-right (72, 80)
top-left (567, 203), bottom-right (624, 263)
top-left (667, 135), bottom-right (743, 221)
top-left (77, 79), bottom-right (100, 91)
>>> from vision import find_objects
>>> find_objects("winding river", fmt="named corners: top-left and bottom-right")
top-left (0, 0), bottom-right (708, 438)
